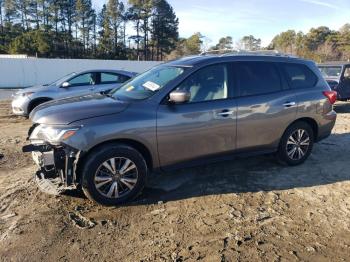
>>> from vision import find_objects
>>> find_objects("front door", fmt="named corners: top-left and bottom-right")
top-left (58, 72), bottom-right (98, 98)
top-left (156, 64), bottom-right (237, 168)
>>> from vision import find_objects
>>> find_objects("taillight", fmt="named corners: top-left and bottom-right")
top-left (323, 91), bottom-right (337, 104)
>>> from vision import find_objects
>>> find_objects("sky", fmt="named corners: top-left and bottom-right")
top-left (92, 0), bottom-right (350, 47)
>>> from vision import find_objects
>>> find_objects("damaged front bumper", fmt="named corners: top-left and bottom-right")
top-left (22, 144), bottom-right (81, 195)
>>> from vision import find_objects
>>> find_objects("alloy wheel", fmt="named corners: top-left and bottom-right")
top-left (286, 129), bottom-right (310, 161)
top-left (94, 157), bottom-right (138, 199)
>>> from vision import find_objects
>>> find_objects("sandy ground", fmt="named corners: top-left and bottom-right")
top-left (0, 99), bottom-right (349, 261)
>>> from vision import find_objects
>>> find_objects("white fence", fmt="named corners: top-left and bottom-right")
top-left (0, 58), bottom-right (162, 88)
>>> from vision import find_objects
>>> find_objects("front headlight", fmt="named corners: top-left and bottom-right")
top-left (15, 92), bottom-right (34, 98)
top-left (30, 125), bottom-right (80, 144)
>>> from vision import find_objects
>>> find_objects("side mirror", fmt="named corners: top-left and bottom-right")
top-left (61, 82), bottom-right (70, 88)
top-left (169, 90), bottom-right (191, 104)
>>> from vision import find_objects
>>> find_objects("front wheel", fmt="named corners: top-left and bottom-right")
top-left (81, 144), bottom-right (148, 206)
top-left (277, 122), bottom-right (314, 166)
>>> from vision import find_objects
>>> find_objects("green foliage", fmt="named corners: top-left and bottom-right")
top-left (211, 36), bottom-right (233, 50)
top-left (0, 0), bottom-right (179, 60)
top-left (270, 26), bottom-right (350, 62)
top-left (152, 0), bottom-right (178, 60)
top-left (9, 30), bottom-right (50, 56)
top-left (184, 32), bottom-right (202, 54)
top-left (239, 35), bottom-right (261, 51)
top-left (167, 32), bottom-right (203, 60)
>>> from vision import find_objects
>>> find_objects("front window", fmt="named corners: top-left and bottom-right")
top-left (111, 66), bottom-right (185, 100)
top-left (68, 73), bottom-right (97, 87)
top-left (318, 66), bottom-right (342, 78)
top-left (47, 73), bottom-right (76, 86)
top-left (177, 64), bottom-right (228, 102)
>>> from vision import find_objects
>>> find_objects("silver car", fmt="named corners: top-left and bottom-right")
top-left (12, 69), bottom-right (136, 116)
top-left (23, 53), bottom-right (337, 206)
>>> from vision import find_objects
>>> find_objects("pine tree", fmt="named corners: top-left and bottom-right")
top-left (128, 0), bottom-right (152, 60)
top-left (106, 0), bottom-right (121, 57)
top-left (4, 0), bottom-right (17, 23)
top-left (76, 0), bottom-right (93, 51)
top-left (152, 0), bottom-right (178, 60)
top-left (98, 4), bottom-right (112, 58)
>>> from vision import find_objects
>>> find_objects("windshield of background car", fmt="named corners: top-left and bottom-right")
top-left (111, 66), bottom-right (186, 100)
top-left (318, 66), bottom-right (342, 78)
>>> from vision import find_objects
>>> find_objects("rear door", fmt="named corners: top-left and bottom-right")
top-left (156, 63), bottom-right (237, 168)
top-left (94, 72), bottom-right (131, 93)
top-left (234, 61), bottom-right (297, 151)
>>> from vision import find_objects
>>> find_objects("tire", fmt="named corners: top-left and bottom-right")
top-left (81, 144), bottom-right (148, 206)
top-left (277, 121), bottom-right (314, 166)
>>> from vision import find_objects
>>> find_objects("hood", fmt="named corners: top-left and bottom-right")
top-left (16, 84), bottom-right (53, 94)
top-left (30, 93), bottom-right (129, 125)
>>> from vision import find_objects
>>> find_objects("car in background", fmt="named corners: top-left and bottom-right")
top-left (318, 62), bottom-right (350, 101)
top-left (12, 69), bottom-right (137, 116)
top-left (23, 53), bottom-right (337, 206)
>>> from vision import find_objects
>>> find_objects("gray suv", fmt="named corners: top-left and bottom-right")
top-left (23, 54), bottom-right (337, 206)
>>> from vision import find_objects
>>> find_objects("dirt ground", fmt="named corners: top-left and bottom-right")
top-left (0, 99), bottom-right (349, 262)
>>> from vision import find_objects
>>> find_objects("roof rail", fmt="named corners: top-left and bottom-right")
top-left (200, 49), bottom-right (297, 58)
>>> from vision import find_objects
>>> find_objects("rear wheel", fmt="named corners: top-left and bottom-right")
top-left (81, 144), bottom-right (148, 206)
top-left (277, 122), bottom-right (314, 166)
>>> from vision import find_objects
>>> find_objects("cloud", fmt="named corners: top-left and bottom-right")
top-left (298, 0), bottom-right (339, 10)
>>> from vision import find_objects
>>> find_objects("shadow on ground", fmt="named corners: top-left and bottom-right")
top-left (136, 132), bottom-right (350, 205)
top-left (62, 132), bottom-right (350, 206)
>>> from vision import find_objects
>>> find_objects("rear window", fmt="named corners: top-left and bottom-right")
top-left (101, 73), bottom-right (130, 84)
top-left (282, 64), bottom-right (317, 89)
top-left (235, 62), bottom-right (282, 97)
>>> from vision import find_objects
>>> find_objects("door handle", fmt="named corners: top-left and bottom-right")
top-left (283, 102), bottom-right (296, 107)
top-left (216, 110), bottom-right (234, 117)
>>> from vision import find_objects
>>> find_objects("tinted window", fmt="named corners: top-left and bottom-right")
top-left (283, 64), bottom-right (317, 89)
top-left (236, 62), bottom-right (282, 96)
top-left (68, 73), bottom-right (95, 87)
top-left (177, 64), bottom-right (228, 102)
top-left (101, 73), bottom-right (130, 84)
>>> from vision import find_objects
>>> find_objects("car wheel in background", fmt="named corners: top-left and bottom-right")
top-left (28, 99), bottom-right (51, 115)
top-left (277, 121), bottom-right (314, 166)
top-left (81, 144), bottom-right (148, 206)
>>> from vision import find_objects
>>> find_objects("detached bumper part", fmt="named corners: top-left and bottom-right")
top-left (35, 171), bottom-right (66, 195)
top-left (23, 144), bottom-right (80, 195)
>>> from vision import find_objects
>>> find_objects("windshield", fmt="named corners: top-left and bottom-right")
top-left (318, 66), bottom-right (342, 78)
top-left (110, 66), bottom-right (186, 100)
top-left (46, 72), bottom-right (77, 86)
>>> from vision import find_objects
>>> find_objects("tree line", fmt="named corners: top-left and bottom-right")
top-left (269, 25), bottom-right (350, 62)
top-left (1, 1), bottom-right (349, 62)
top-left (208, 27), bottom-right (350, 63)
top-left (0, 0), bottom-right (179, 60)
